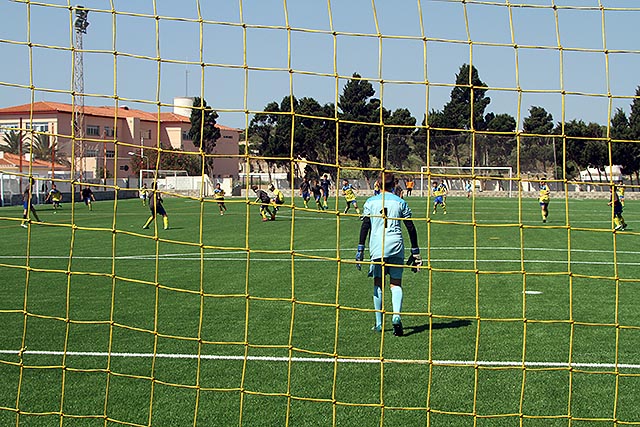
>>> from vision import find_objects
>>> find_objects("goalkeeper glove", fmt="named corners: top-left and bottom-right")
top-left (355, 244), bottom-right (365, 270)
top-left (406, 248), bottom-right (422, 273)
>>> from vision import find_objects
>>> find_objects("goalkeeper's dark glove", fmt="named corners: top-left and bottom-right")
top-left (406, 248), bottom-right (422, 273)
top-left (355, 244), bottom-right (365, 270)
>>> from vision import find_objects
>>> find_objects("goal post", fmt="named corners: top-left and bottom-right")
top-left (419, 166), bottom-right (514, 198)
top-left (138, 169), bottom-right (215, 196)
top-left (139, 168), bottom-right (188, 186)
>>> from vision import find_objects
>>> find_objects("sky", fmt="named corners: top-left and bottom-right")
top-left (1, 0), bottom-right (640, 131)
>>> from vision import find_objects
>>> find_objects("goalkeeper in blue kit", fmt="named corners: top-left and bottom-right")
top-left (356, 172), bottom-right (422, 337)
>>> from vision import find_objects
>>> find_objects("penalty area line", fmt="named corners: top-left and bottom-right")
top-left (1, 349), bottom-right (639, 370)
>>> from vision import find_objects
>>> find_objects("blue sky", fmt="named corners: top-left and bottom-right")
top-left (1, 0), bottom-right (640, 131)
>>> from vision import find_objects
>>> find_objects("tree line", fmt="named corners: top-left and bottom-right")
top-left (5, 66), bottom-right (639, 187)
top-left (245, 64), bottom-right (640, 186)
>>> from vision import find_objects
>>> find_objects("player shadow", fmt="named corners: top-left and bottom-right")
top-left (402, 319), bottom-right (473, 337)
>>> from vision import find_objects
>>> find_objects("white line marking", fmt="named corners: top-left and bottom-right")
top-left (1, 254), bottom-right (637, 266)
top-left (1, 350), bottom-right (638, 370)
top-left (3, 246), bottom-right (639, 259)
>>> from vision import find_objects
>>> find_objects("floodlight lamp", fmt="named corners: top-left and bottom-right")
top-left (74, 6), bottom-right (89, 33)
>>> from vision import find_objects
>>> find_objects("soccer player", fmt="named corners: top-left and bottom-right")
top-left (617, 180), bottom-right (625, 207)
top-left (431, 181), bottom-right (447, 214)
top-left (438, 180), bottom-right (448, 203)
top-left (355, 172), bottom-right (422, 337)
top-left (299, 177), bottom-right (311, 208)
top-left (319, 173), bottom-right (331, 209)
top-left (465, 181), bottom-right (472, 198)
top-left (81, 186), bottom-right (95, 211)
top-left (341, 179), bottom-right (360, 214)
top-left (539, 178), bottom-right (550, 223)
top-left (310, 179), bottom-right (325, 210)
top-left (21, 179), bottom-right (41, 228)
top-left (44, 183), bottom-right (63, 212)
top-left (269, 183), bottom-right (285, 212)
top-left (373, 179), bottom-right (381, 196)
top-left (213, 182), bottom-right (227, 215)
top-left (405, 178), bottom-right (414, 196)
top-left (252, 185), bottom-right (275, 221)
top-left (139, 183), bottom-right (148, 206)
top-left (609, 184), bottom-right (627, 231)
top-left (143, 184), bottom-right (169, 230)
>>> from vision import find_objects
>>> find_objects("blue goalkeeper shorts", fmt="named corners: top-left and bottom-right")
top-left (368, 256), bottom-right (404, 280)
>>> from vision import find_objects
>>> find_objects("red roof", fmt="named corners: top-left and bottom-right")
top-left (0, 152), bottom-right (69, 170)
top-left (0, 101), bottom-right (240, 131)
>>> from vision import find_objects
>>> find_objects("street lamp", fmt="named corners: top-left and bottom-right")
top-left (128, 151), bottom-right (149, 170)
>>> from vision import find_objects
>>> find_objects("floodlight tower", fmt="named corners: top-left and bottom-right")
top-left (73, 5), bottom-right (89, 180)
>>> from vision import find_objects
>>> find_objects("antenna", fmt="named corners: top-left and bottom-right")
top-left (185, 69), bottom-right (189, 96)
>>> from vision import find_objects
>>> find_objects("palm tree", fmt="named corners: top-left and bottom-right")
top-left (30, 132), bottom-right (55, 161)
top-left (1, 130), bottom-right (25, 154)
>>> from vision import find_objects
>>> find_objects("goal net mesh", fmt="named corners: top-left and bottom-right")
top-left (1, 1), bottom-right (639, 426)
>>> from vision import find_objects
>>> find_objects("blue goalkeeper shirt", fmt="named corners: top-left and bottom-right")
top-left (362, 192), bottom-right (412, 260)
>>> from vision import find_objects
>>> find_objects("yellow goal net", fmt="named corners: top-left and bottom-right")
top-left (1, 1), bottom-right (640, 426)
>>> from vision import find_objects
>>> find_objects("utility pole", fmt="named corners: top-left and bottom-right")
top-left (73, 5), bottom-right (89, 181)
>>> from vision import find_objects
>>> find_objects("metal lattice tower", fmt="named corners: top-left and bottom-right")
top-left (73, 5), bottom-right (89, 180)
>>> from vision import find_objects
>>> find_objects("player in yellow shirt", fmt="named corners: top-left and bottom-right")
top-left (342, 179), bottom-right (360, 214)
top-left (539, 178), bottom-right (550, 223)
top-left (213, 182), bottom-right (227, 215)
top-left (139, 183), bottom-right (148, 206)
top-left (45, 183), bottom-right (63, 212)
top-left (269, 183), bottom-right (285, 218)
top-left (609, 184), bottom-right (627, 231)
top-left (431, 181), bottom-right (447, 214)
top-left (616, 180), bottom-right (625, 206)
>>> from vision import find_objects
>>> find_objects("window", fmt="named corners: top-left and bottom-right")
top-left (223, 135), bottom-right (233, 139)
top-left (1, 122), bottom-right (49, 134)
top-left (86, 125), bottom-right (100, 136)
top-left (85, 148), bottom-right (99, 157)
top-left (104, 126), bottom-right (116, 137)
top-left (182, 130), bottom-right (192, 140)
top-left (0, 123), bottom-right (20, 134)
top-left (105, 150), bottom-right (115, 158)
top-left (27, 122), bottom-right (49, 133)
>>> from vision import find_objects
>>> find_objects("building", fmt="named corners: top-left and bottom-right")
top-left (0, 151), bottom-right (70, 178)
top-left (0, 98), bottom-right (240, 181)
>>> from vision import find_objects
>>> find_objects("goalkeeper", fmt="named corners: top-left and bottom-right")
top-left (356, 172), bottom-right (421, 337)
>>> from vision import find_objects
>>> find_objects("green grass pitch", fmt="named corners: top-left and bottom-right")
top-left (1, 193), bottom-right (639, 426)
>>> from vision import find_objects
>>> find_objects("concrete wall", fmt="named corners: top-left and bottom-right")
top-left (10, 189), bottom-right (139, 206)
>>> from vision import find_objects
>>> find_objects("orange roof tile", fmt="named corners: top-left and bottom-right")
top-left (0, 101), bottom-right (240, 131)
top-left (0, 151), bottom-right (69, 170)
